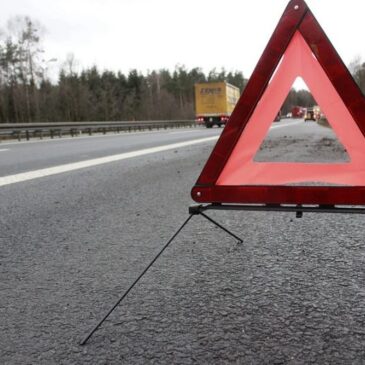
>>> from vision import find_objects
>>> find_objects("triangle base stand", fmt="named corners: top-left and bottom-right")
top-left (190, 204), bottom-right (365, 216)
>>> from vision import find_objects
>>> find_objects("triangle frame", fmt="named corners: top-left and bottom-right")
top-left (191, 0), bottom-right (365, 205)
top-left (218, 31), bottom-right (364, 186)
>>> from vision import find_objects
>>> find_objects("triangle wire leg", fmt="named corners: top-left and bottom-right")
top-left (199, 212), bottom-right (243, 244)
top-left (80, 213), bottom-right (195, 346)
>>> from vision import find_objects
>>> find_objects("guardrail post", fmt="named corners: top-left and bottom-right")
top-left (26, 130), bottom-right (30, 141)
top-left (50, 129), bottom-right (54, 139)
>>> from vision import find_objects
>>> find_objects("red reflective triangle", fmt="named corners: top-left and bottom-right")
top-left (191, 0), bottom-right (365, 205)
top-left (218, 31), bottom-right (365, 186)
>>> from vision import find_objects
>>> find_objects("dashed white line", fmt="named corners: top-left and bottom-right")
top-left (271, 121), bottom-right (302, 129)
top-left (0, 136), bottom-right (218, 187)
top-left (168, 130), bottom-right (207, 135)
top-left (0, 149), bottom-right (9, 152)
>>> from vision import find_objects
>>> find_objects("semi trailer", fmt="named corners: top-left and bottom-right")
top-left (195, 82), bottom-right (240, 128)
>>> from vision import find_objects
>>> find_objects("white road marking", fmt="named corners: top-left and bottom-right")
top-left (0, 149), bottom-right (9, 152)
top-left (168, 130), bottom-right (206, 135)
top-left (0, 120), bottom-right (302, 187)
top-left (0, 136), bottom-right (219, 187)
top-left (271, 121), bottom-right (302, 129)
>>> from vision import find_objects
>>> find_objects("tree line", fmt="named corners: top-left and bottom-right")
top-left (281, 88), bottom-right (316, 115)
top-left (0, 16), bottom-right (247, 123)
top-left (1, 16), bottom-right (365, 123)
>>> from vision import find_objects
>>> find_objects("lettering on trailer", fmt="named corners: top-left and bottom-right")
top-left (200, 87), bottom-right (222, 95)
top-left (191, 0), bottom-right (365, 206)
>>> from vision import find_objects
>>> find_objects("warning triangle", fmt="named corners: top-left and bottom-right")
top-left (191, 0), bottom-right (365, 205)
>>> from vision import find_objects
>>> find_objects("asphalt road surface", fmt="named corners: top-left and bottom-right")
top-left (1, 121), bottom-right (365, 364)
top-left (0, 127), bottom-right (222, 177)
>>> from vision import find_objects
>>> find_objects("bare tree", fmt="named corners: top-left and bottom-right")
top-left (5, 16), bottom-right (45, 122)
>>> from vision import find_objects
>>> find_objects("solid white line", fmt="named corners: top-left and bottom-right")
top-left (0, 121), bottom-right (301, 187)
top-left (0, 136), bottom-right (219, 187)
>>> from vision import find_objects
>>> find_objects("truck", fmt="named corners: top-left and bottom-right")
top-left (304, 105), bottom-right (321, 122)
top-left (291, 106), bottom-right (306, 118)
top-left (195, 82), bottom-right (240, 128)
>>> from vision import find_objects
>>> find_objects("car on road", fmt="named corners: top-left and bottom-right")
top-left (304, 108), bottom-right (316, 122)
top-left (291, 106), bottom-right (305, 118)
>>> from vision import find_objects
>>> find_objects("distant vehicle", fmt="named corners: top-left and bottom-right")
top-left (291, 106), bottom-right (305, 118)
top-left (195, 82), bottom-right (240, 128)
top-left (274, 111), bottom-right (281, 122)
top-left (305, 106), bottom-right (321, 121)
top-left (304, 108), bottom-right (316, 121)
top-left (313, 105), bottom-right (321, 119)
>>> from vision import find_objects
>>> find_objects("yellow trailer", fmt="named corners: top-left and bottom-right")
top-left (195, 82), bottom-right (240, 128)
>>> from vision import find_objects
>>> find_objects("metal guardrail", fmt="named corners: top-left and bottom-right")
top-left (0, 120), bottom-right (196, 141)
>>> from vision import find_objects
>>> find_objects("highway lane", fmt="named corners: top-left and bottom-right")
top-left (1, 120), bottom-right (364, 363)
top-left (0, 127), bottom-right (222, 177)
top-left (0, 129), bottom-right (224, 364)
top-left (0, 119), bottom-right (301, 180)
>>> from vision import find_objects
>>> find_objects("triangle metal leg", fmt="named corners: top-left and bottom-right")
top-left (199, 212), bottom-right (243, 244)
top-left (80, 214), bottom-right (194, 345)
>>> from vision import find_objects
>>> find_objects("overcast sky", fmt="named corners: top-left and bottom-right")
top-left (1, 0), bottom-right (364, 82)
